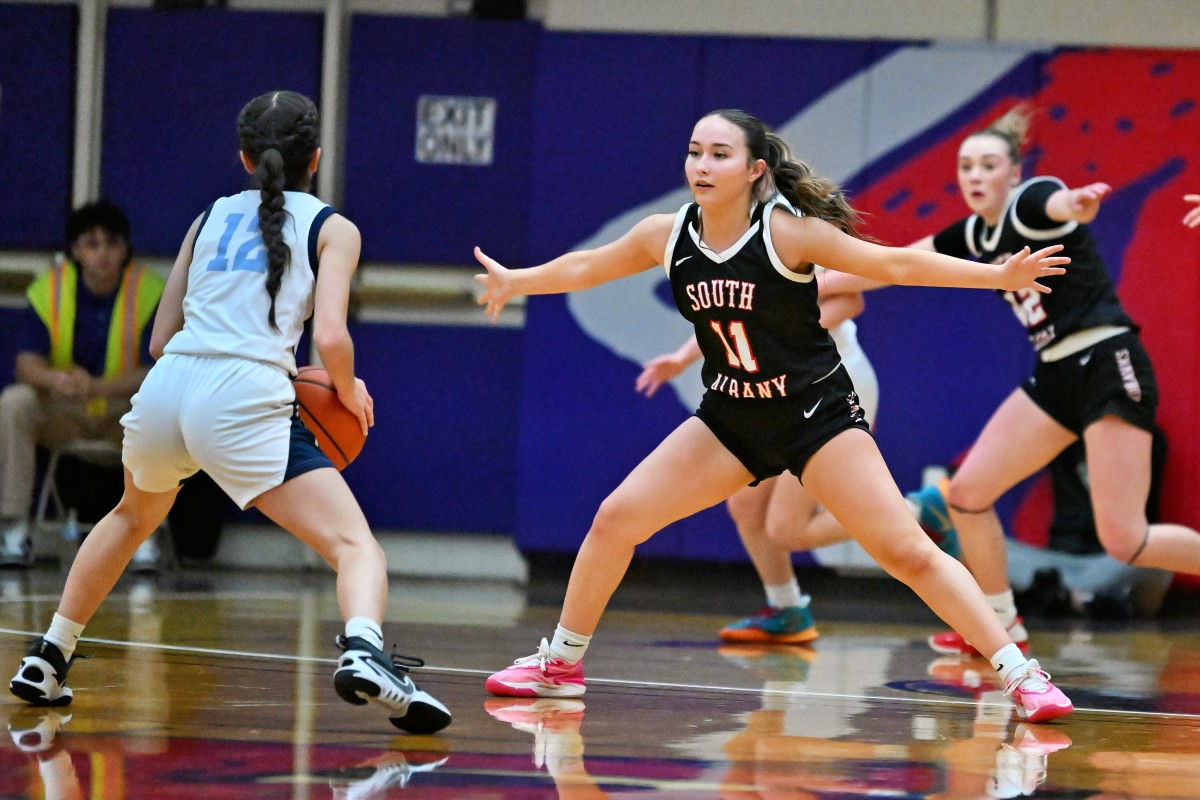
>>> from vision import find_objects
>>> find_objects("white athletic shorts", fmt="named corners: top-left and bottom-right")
top-left (121, 353), bottom-right (294, 509)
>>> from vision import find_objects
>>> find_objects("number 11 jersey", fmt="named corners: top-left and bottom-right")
top-left (665, 198), bottom-right (842, 402)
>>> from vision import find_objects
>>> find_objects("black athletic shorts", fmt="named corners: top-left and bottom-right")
top-left (1023, 331), bottom-right (1158, 435)
top-left (695, 363), bottom-right (872, 484)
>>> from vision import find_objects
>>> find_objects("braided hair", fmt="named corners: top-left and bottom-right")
top-left (705, 109), bottom-right (865, 238)
top-left (236, 91), bottom-right (320, 330)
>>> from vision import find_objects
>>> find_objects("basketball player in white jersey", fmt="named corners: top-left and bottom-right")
top-left (9, 91), bottom-right (450, 736)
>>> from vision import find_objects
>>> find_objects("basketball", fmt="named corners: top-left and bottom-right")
top-left (293, 366), bottom-right (366, 470)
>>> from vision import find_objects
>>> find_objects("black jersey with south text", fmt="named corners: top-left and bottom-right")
top-left (666, 200), bottom-right (842, 401)
top-left (931, 177), bottom-right (1134, 351)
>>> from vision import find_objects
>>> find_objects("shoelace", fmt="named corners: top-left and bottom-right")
top-left (334, 635), bottom-right (425, 672)
top-left (511, 638), bottom-right (554, 669)
top-left (1004, 661), bottom-right (1052, 697)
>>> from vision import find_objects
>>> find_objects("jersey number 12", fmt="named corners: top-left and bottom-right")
top-left (205, 212), bottom-right (267, 274)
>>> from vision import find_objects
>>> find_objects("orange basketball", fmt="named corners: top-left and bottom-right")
top-left (293, 366), bottom-right (366, 470)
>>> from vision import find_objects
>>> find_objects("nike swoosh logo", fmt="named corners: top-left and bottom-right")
top-left (361, 656), bottom-right (415, 696)
top-left (675, 255), bottom-right (693, 266)
top-left (1079, 353), bottom-right (1092, 366)
top-left (803, 399), bottom-right (822, 418)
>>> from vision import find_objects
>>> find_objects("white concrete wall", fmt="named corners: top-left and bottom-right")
top-left (542, 0), bottom-right (1200, 49)
top-left (543, 0), bottom-right (989, 41)
top-left (24, 0), bottom-right (1200, 49)
top-left (997, 0), bottom-right (1200, 48)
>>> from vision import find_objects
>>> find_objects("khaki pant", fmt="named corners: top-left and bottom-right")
top-left (0, 383), bottom-right (128, 521)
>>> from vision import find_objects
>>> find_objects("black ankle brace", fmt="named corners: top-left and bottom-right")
top-left (947, 502), bottom-right (992, 515)
top-left (1127, 527), bottom-right (1151, 565)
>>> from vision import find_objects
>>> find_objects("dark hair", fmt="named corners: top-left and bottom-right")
top-left (67, 199), bottom-right (133, 264)
top-left (967, 104), bottom-right (1032, 165)
top-left (704, 109), bottom-right (865, 238)
top-left (236, 90), bottom-right (320, 330)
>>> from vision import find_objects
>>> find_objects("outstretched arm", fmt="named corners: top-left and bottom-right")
top-left (773, 213), bottom-right (1068, 294)
top-left (635, 335), bottom-right (701, 397)
top-left (817, 235), bottom-right (937, 296)
top-left (1185, 194), bottom-right (1200, 228)
top-left (475, 214), bottom-right (673, 323)
top-left (1045, 182), bottom-right (1112, 224)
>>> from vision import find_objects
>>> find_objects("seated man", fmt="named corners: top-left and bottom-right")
top-left (0, 200), bottom-right (164, 567)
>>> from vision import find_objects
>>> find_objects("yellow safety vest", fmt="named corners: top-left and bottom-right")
top-left (26, 261), bottom-right (165, 414)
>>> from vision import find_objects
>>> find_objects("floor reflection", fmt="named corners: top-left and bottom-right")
top-left (0, 566), bottom-right (1198, 797)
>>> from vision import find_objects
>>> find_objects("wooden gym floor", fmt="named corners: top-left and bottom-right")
top-left (1, 558), bottom-right (1199, 798)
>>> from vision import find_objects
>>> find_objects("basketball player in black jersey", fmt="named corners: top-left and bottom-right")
top-left (889, 107), bottom-right (1200, 657)
top-left (475, 109), bottom-right (1072, 722)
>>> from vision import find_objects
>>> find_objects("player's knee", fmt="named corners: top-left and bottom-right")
top-left (873, 534), bottom-right (938, 583)
top-left (763, 516), bottom-right (794, 548)
top-left (724, 492), bottom-right (761, 529)
top-left (590, 494), bottom-right (647, 545)
top-left (945, 478), bottom-right (993, 515)
top-left (324, 526), bottom-right (384, 567)
top-left (1095, 516), bottom-right (1149, 564)
top-left (110, 499), bottom-right (161, 539)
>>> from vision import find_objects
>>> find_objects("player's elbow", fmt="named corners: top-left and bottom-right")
top-left (845, 292), bottom-right (866, 318)
top-left (311, 320), bottom-right (351, 357)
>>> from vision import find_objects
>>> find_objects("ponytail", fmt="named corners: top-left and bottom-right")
top-left (762, 132), bottom-right (865, 238)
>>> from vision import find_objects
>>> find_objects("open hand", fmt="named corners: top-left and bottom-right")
top-left (50, 366), bottom-right (94, 401)
top-left (1069, 182), bottom-right (1112, 222)
top-left (635, 354), bottom-right (687, 397)
top-left (337, 377), bottom-right (374, 436)
top-left (1000, 245), bottom-right (1069, 294)
top-left (473, 246), bottom-right (514, 323)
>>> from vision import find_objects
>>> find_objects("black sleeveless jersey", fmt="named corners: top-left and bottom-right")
top-left (932, 177), bottom-right (1134, 351)
top-left (665, 199), bottom-right (842, 401)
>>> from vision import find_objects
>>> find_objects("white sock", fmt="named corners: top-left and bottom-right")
top-left (986, 590), bottom-right (1018, 628)
top-left (549, 624), bottom-right (591, 664)
top-left (44, 613), bottom-right (85, 661)
top-left (989, 643), bottom-right (1028, 685)
top-left (765, 578), bottom-right (805, 609)
top-left (345, 617), bottom-right (384, 650)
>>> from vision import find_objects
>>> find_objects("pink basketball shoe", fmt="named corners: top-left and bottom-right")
top-left (1005, 659), bottom-right (1073, 723)
top-left (929, 617), bottom-right (1030, 656)
top-left (485, 639), bottom-right (586, 698)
